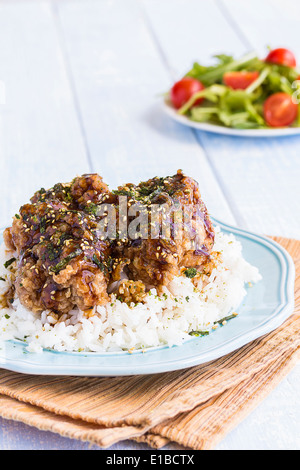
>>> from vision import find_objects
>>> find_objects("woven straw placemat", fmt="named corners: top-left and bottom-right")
top-left (0, 236), bottom-right (299, 450)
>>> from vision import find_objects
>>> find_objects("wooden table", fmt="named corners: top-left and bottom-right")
top-left (0, 0), bottom-right (299, 450)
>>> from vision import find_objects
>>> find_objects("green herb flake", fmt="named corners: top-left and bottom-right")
top-left (92, 254), bottom-right (105, 271)
top-left (184, 267), bottom-right (197, 278)
top-left (214, 312), bottom-right (238, 326)
top-left (189, 330), bottom-right (209, 337)
top-left (85, 203), bottom-right (99, 216)
top-left (50, 249), bottom-right (82, 274)
top-left (4, 258), bottom-right (16, 269)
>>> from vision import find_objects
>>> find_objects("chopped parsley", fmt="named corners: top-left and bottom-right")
top-left (85, 203), bottom-right (99, 217)
top-left (189, 330), bottom-right (209, 337)
top-left (39, 215), bottom-right (47, 234)
top-left (215, 312), bottom-right (238, 325)
top-left (50, 249), bottom-right (82, 273)
top-left (47, 243), bottom-right (62, 261)
top-left (184, 267), bottom-right (197, 278)
top-left (4, 258), bottom-right (16, 269)
top-left (92, 254), bottom-right (105, 271)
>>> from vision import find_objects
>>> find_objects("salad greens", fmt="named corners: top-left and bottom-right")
top-left (170, 52), bottom-right (300, 129)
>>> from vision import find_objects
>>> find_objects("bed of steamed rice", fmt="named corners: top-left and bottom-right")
top-left (0, 227), bottom-right (261, 354)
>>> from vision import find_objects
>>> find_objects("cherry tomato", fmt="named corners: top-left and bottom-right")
top-left (223, 71), bottom-right (259, 90)
top-left (170, 77), bottom-right (205, 109)
top-left (263, 92), bottom-right (298, 127)
top-left (265, 48), bottom-right (297, 67)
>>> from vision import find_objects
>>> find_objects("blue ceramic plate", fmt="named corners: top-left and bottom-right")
top-left (0, 220), bottom-right (295, 376)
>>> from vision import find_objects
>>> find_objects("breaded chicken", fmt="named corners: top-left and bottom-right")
top-left (4, 174), bottom-right (113, 315)
top-left (111, 169), bottom-right (215, 289)
top-left (4, 170), bottom-right (215, 313)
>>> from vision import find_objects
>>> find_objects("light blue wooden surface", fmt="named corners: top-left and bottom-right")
top-left (0, 0), bottom-right (299, 450)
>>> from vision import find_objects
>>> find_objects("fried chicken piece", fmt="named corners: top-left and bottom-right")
top-left (4, 174), bottom-right (113, 315)
top-left (4, 170), bottom-right (215, 313)
top-left (111, 169), bottom-right (215, 289)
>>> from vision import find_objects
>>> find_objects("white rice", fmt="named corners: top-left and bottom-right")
top-left (0, 227), bottom-right (261, 354)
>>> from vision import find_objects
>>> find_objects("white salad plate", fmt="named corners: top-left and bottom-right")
top-left (163, 101), bottom-right (300, 137)
top-left (0, 219), bottom-right (295, 376)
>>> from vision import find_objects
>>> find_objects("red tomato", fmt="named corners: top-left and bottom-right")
top-left (223, 71), bottom-right (259, 90)
top-left (265, 48), bottom-right (297, 67)
top-left (263, 92), bottom-right (298, 127)
top-left (170, 77), bottom-right (205, 109)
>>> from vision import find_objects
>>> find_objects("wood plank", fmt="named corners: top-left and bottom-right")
top-left (0, 1), bottom-right (90, 228)
top-left (143, 0), bottom-right (247, 80)
top-left (198, 131), bottom-right (300, 237)
top-left (54, 0), bottom-right (236, 224)
top-left (143, 0), bottom-right (300, 238)
top-left (222, 0), bottom-right (300, 59)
